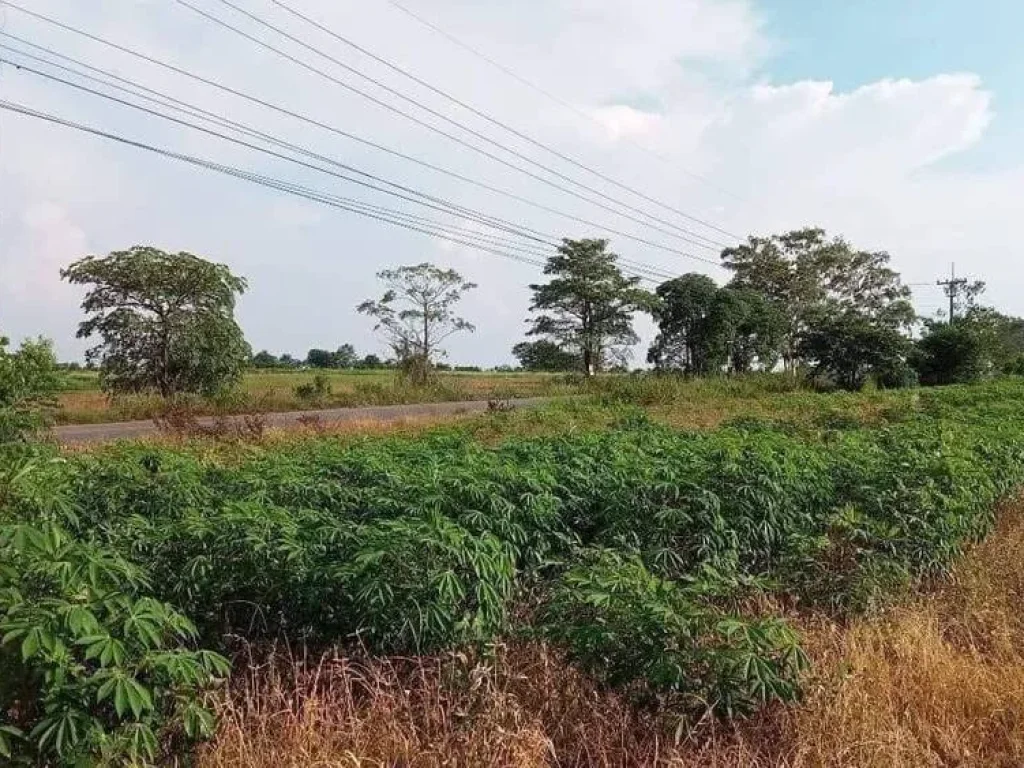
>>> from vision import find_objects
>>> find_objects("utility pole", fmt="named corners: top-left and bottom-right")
top-left (937, 262), bottom-right (969, 323)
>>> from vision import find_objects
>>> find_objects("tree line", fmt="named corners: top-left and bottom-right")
top-left (4, 231), bottom-right (1022, 419)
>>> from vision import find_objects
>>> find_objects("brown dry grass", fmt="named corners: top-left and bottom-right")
top-left (196, 506), bottom-right (1024, 768)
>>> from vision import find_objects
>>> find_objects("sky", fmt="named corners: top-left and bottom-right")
top-left (1, 0), bottom-right (1021, 366)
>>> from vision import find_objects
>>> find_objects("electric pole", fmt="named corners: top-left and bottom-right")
top-left (937, 262), bottom-right (969, 323)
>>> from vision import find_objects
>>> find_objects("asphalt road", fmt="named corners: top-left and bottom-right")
top-left (51, 397), bottom-right (552, 445)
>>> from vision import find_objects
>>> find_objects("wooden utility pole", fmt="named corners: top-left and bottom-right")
top-left (937, 262), bottom-right (969, 323)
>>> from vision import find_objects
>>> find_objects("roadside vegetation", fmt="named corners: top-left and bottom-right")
top-left (7, 229), bottom-right (1024, 765)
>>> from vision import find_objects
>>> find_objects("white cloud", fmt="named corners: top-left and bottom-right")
top-left (0, 0), bottom-right (1017, 365)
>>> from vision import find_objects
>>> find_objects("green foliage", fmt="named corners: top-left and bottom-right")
top-left (0, 516), bottom-right (228, 766)
top-left (0, 336), bottom-right (60, 443)
top-left (294, 373), bottom-right (332, 403)
top-left (527, 238), bottom-right (654, 375)
top-left (798, 307), bottom-right (913, 390)
top-left (722, 228), bottom-right (913, 370)
top-left (648, 275), bottom-right (785, 374)
top-left (543, 550), bottom-right (807, 716)
top-left (6, 378), bottom-right (1024, 749)
top-left (61, 246), bottom-right (250, 398)
top-left (511, 339), bottom-right (579, 371)
top-left (913, 321), bottom-right (989, 385)
top-left (357, 263), bottom-right (476, 384)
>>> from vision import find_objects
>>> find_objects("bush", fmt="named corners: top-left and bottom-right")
top-left (0, 336), bottom-right (60, 443)
top-left (0, 518), bottom-right (228, 765)
top-left (542, 550), bottom-right (807, 716)
top-left (294, 374), bottom-right (332, 403)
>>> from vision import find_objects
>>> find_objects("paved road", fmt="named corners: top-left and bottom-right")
top-left (51, 397), bottom-right (552, 445)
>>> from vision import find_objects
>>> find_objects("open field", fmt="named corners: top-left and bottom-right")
top-left (54, 368), bottom-right (573, 424)
top-left (7, 375), bottom-right (1024, 765)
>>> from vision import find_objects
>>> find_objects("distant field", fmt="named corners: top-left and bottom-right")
top-left (55, 368), bottom-right (573, 424)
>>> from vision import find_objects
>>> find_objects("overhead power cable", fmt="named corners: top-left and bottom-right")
top-left (173, 0), bottom-right (730, 251)
top-left (267, 0), bottom-right (742, 241)
top-left (387, 0), bottom-right (751, 208)
top-left (0, 35), bottom-right (721, 270)
top-left (0, 99), bottom-right (675, 283)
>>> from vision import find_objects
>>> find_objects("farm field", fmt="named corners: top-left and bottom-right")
top-left (6, 376), bottom-right (1024, 765)
top-left (54, 368), bottom-right (574, 424)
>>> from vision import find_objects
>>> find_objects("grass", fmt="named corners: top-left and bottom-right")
top-left (54, 369), bottom-right (572, 424)
top-left (196, 502), bottom-right (1024, 768)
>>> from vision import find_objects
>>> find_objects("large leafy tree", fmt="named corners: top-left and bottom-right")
top-left (62, 246), bottom-right (250, 398)
top-left (511, 340), bottom-right (580, 372)
top-left (647, 275), bottom-right (784, 374)
top-left (357, 263), bottom-right (476, 384)
top-left (722, 228), bottom-right (913, 370)
top-left (527, 238), bottom-right (653, 375)
top-left (798, 308), bottom-right (913, 390)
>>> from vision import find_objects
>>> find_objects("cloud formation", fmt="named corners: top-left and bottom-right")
top-left (0, 0), bottom-right (1012, 363)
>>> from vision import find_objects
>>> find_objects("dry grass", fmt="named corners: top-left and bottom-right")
top-left (55, 371), bottom-right (567, 425)
top-left (196, 506), bottom-right (1024, 768)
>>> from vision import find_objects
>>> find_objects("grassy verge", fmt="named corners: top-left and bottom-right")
top-left (54, 370), bottom-right (573, 424)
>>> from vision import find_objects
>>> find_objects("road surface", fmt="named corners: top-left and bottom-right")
top-left (52, 397), bottom-right (552, 445)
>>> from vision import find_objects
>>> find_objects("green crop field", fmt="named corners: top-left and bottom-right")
top-left (5, 375), bottom-right (1024, 764)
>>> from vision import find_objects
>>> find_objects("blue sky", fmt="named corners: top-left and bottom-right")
top-left (763, 0), bottom-right (1024, 170)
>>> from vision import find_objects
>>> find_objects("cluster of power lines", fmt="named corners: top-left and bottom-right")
top-left (0, 0), bottom-right (754, 285)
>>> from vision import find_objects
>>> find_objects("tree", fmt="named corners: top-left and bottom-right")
top-left (527, 239), bottom-right (652, 376)
top-left (358, 353), bottom-right (383, 369)
top-left (723, 288), bottom-right (786, 373)
top-left (251, 350), bottom-right (280, 368)
top-left (722, 228), bottom-right (912, 370)
top-left (647, 274), bottom-right (720, 374)
top-left (334, 343), bottom-right (358, 369)
top-left (279, 353), bottom-right (301, 368)
top-left (306, 348), bottom-right (336, 368)
top-left (798, 308), bottom-right (913, 390)
top-left (0, 336), bottom-right (60, 442)
top-left (61, 247), bottom-right (250, 398)
top-left (913, 321), bottom-right (989, 386)
top-left (511, 340), bottom-right (580, 371)
top-left (647, 276), bottom-right (785, 375)
top-left (357, 263), bottom-right (476, 384)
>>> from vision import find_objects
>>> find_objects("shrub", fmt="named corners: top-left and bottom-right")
top-left (542, 550), bottom-right (807, 717)
top-left (294, 374), bottom-right (332, 403)
top-left (0, 519), bottom-right (228, 765)
top-left (0, 336), bottom-right (60, 443)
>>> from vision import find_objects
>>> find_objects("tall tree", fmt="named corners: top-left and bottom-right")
top-left (251, 350), bottom-right (280, 368)
top-left (357, 263), bottom-right (476, 384)
top-left (722, 228), bottom-right (912, 370)
top-left (527, 238), bottom-right (652, 376)
top-left (647, 274), bottom-right (720, 374)
top-left (61, 247), bottom-right (250, 398)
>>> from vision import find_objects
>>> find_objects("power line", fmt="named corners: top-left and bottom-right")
top-left (0, 36), bottom-right (721, 272)
top-left (0, 99), bottom-right (673, 284)
top-left (267, 0), bottom-right (742, 242)
top-left (173, 0), bottom-right (730, 251)
top-left (0, 25), bottom-right (722, 271)
top-left (386, 0), bottom-right (750, 208)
